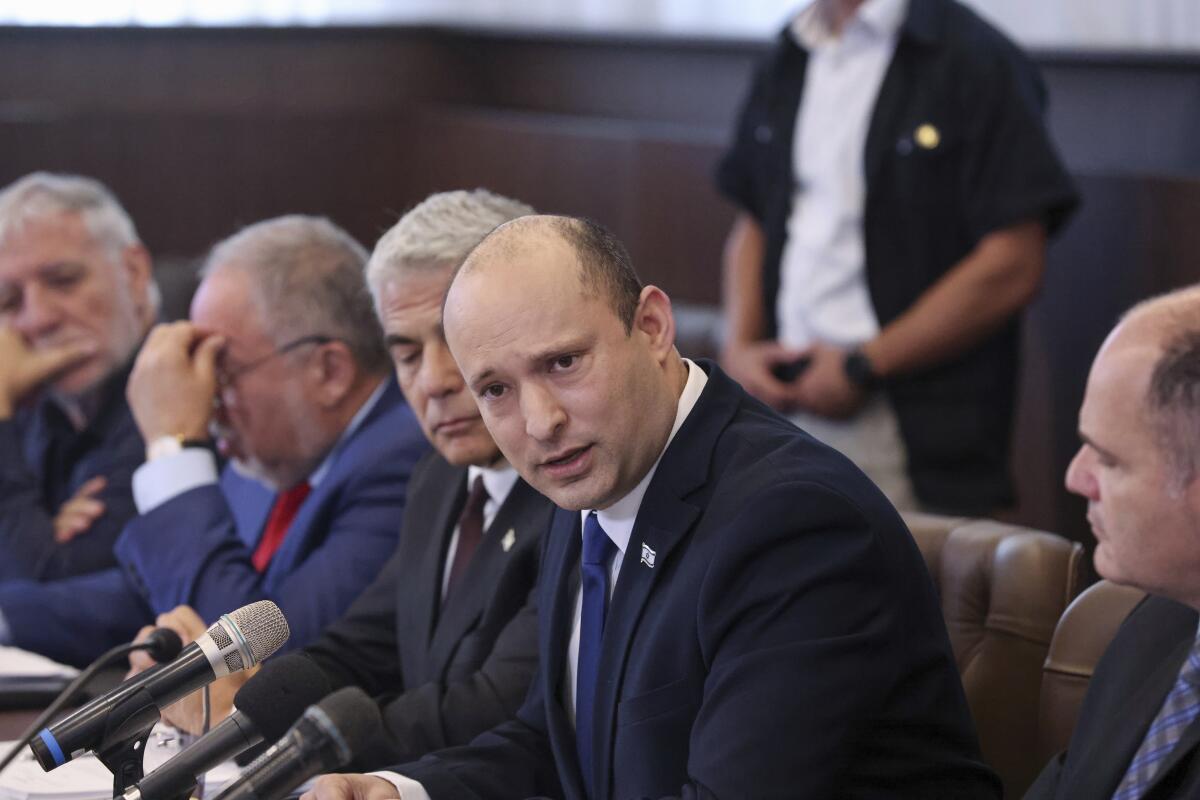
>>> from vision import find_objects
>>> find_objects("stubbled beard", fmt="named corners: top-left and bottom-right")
top-left (229, 456), bottom-right (283, 492)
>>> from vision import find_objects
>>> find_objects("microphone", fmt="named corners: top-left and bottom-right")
top-left (139, 628), bottom-right (186, 663)
top-left (120, 653), bottom-right (333, 800)
top-left (30, 600), bottom-right (290, 773)
top-left (0, 628), bottom-right (183, 778)
top-left (211, 687), bottom-right (384, 800)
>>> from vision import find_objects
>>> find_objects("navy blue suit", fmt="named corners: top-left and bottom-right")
top-left (394, 362), bottom-right (999, 799)
top-left (0, 379), bottom-right (428, 667)
top-left (0, 361), bottom-right (142, 581)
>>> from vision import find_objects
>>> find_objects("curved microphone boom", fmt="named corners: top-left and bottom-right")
top-left (29, 600), bottom-right (290, 773)
top-left (211, 687), bottom-right (384, 800)
top-left (121, 652), bottom-right (334, 800)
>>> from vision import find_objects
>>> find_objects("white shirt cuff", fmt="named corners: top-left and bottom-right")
top-left (371, 771), bottom-right (431, 800)
top-left (132, 448), bottom-right (219, 514)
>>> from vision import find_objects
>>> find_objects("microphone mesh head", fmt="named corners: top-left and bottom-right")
top-left (225, 600), bottom-right (290, 664)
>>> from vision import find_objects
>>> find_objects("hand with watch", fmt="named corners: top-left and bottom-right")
top-left (127, 321), bottom-right (224, 460)
top-left (789, 342), bottom-right (881, 420)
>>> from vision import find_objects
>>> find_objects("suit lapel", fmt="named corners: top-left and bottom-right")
top-left (1069, 634), bottom-right (1193, 799)
top-left (541, 509), bottom-right (587, 799)
top-left (428, 479), bottom-right (539, 671)
top-left (414, 465), bottom-right (469, 666)
top-left (591, 496), bottom-right (699, 800)
top-left (265, 379), bottom-right (406, 580)
top-left (589, 360), bottom-right (738, 800)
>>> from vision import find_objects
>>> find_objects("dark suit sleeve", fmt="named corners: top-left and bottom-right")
top-left (0, 418), bottom-right (140, 582)
top-left (388, 665), bottom-right (564, 800)
top-left (0, 567), bottom-right (152, 667)
top-left (303, 545), bottom-right (407, 695)
top-left (1023, 753), bottom-right (1064, 799)
top-left (379, 586), bottom-right (539, 763)
top-left (113, 436), bottom-right (422, 651)
top-left (114, 478), bottom-right (402, 653)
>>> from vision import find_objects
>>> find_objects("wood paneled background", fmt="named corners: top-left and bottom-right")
top-left (2, 25), bottom-right (1199, 551)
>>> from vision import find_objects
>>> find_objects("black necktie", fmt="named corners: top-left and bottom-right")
top-left (445, 476), bottom-right (488, 598)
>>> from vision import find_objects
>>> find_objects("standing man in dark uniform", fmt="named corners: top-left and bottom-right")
top-left (716, 0), bottom-right (1078, 512)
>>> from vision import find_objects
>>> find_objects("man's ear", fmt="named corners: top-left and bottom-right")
top-left (633, 285), bottom-right (676, 365)
top-left (311, 341), bottom-right (357, 409)
top-left (121, 243), bottom-right (156, 324)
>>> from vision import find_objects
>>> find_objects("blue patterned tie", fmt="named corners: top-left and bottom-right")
top-left (1113, 635), bottom-right (1200, 799)
top-left (576, 512), bottom-right (616, 799)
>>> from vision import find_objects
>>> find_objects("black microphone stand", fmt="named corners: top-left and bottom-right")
top-left (0, 630), bottom-right (182, 797)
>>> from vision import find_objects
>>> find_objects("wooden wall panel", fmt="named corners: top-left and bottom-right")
top-left (0, 25), bottom-right (1198, 547)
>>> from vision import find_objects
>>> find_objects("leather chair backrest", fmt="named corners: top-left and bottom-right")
top-left (903, 511), bottom-right (1085, 799)
top-left (1037, 579), bottom-right (1145, 767)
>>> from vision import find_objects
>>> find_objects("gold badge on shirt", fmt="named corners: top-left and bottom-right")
top-left (915, 123), bottom-right (941, 150)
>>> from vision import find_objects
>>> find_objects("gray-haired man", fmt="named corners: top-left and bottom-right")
top-left (0, 172), bottom-right (157, 583)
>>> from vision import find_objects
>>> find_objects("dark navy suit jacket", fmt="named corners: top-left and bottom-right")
top-left (301, 451), bottom-right (555, 767)
top-left (0, 362), bottom-right (142, 581)
top-left (395, 362), bottom-right (1000, 799)
top-left (0, 379), bottom-right (428, 667)
top-left (1026, 595), bottom-right (1200, 800)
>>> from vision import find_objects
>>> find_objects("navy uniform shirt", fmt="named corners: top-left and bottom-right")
top-left (715, 0), bottom-right (1079, 512)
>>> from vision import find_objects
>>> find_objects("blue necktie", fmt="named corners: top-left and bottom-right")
top-left (576, 511), bottom-right (616, 799)
top-left (1112, 635), bottom-right (1200, 799)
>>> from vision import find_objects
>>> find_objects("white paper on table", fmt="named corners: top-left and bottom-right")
top-left (0, 726), bottom-right (241, 800)
top-left (0, 648), bottom-right (78, 681)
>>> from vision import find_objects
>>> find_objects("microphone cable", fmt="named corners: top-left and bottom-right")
top-left (0, 628), bottom-right (183, 777)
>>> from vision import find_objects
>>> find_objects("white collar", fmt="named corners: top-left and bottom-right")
top-left (580, 358), bottom-right (708, 559)
top-left (791, 0), bottom-right (907, 48)
top-left (467, 460), bottom-right (521, 506)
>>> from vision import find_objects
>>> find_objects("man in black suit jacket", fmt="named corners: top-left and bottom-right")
top-left (144, 191), bottom-right (555, 764)
top-left (1026, 286), bottom-right (1200, 800)
top-left (307, 215), bottom-right (998, 799)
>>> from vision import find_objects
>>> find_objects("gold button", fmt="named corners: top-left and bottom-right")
top-left (915, 123), bottom-right (940, 149)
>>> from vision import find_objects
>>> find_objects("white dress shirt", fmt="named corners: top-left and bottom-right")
top-left (775, 0), bottom-right (908, 350)
top-left (379, 358), bottom-right (708, 800)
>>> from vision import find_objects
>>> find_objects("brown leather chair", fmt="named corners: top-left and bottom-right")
top-left (902, 512), bottom-right (1086, 799)
top-left (1037, 579), bottom-right (1146, 768)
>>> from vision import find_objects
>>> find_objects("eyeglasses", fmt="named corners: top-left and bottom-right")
top-left (216, 334), bottom-right (335, 399)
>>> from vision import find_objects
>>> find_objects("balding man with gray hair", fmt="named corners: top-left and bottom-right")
top-left (1028, 286), bottom-right (1200, 799)
top-left (0, 215), bottom-right (428, 668)
top-left (0, 172), bottom-right (158, 583)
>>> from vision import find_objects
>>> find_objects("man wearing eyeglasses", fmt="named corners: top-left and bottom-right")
top-left (0, 215), bottom-right (429, 667)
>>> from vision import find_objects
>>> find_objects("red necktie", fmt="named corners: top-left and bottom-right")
top-left (252, 482), bottom-right (311, 572)
top-left (445, 476), bottom-right (489, 598)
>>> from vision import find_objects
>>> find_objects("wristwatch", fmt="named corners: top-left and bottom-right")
top-left (843, 349), bottom-right (881, 391)
top-left (146, 434), bottom-right (213, 462)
